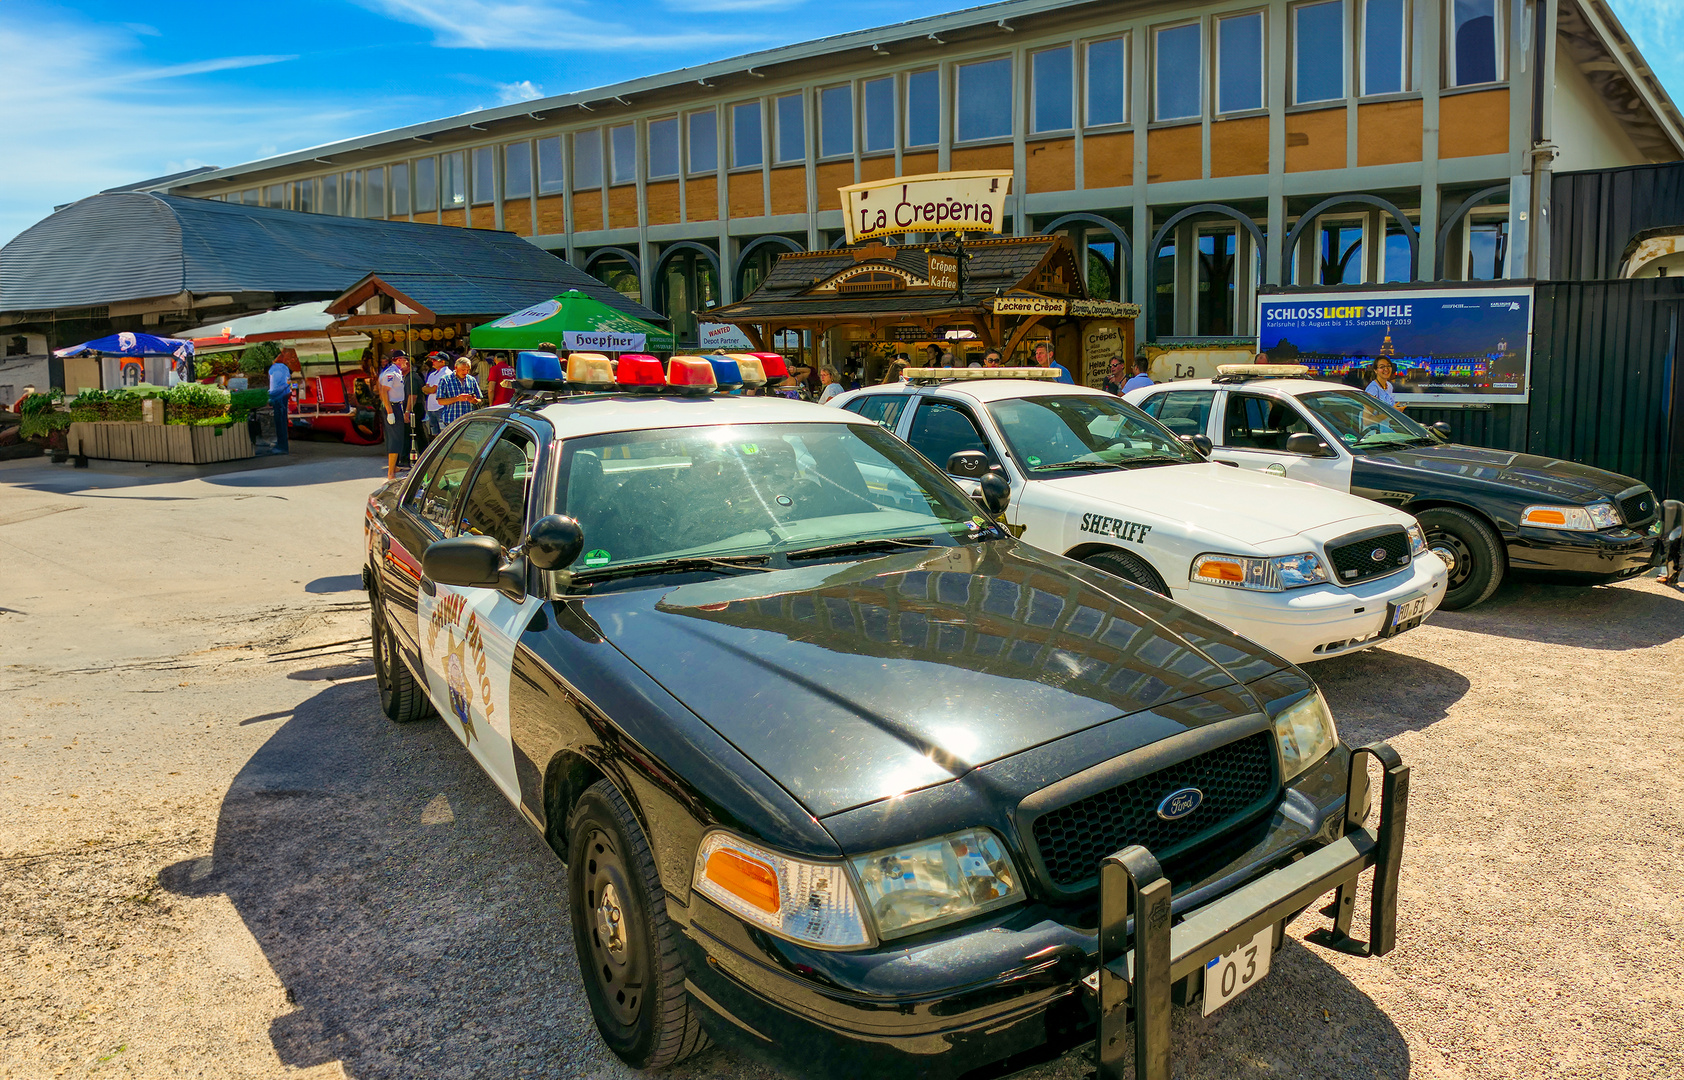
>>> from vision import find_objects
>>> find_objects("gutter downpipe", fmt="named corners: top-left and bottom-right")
top-left (1526, 0), bottom-right (1558, 280)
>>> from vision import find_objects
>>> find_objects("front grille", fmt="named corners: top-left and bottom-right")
top-left (1619, 489), bottom-right (1657, 527)
top-left (1030, 732), bottom-right (1279, 888)
top-left (1327, 528), bottom-right (1412, 585)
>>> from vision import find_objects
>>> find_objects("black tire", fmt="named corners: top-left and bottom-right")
top-left (370, 590), bottom-right (434, 722)
top-left (567, 781), bottom-right (709, 1070)
top-left (1083, 548), bottom-right (1169, 595)
top-left (1417, 507), bottom-right (1504, 610)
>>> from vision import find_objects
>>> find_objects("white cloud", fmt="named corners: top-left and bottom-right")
top-left (128, 55), bottom-right (300, 82)
top-left (356, 0), bottom-right (753, 50)
top-left (496, 79), bottom-right (545, 104)
top-left (663, 0), bottom-right (800, 11)
top-left (1609, 0), bottom-right (1684, 103)
top-left (122, 22), bottom-right (162, 36)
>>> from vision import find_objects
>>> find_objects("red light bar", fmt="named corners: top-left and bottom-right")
top-left (666, 356), bottom-right (717, 394)
top-left (751, 352), bottom-right (789, 379)
top-left (616, 354), bottom-right (666, 389)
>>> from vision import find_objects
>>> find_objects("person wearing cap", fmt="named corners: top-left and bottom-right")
top-left (422, 353), bottom-right (448, 438)
top-left (434, 357), bottom-right (482, 428)
top-left (378, 352), bottom-right (410, 479)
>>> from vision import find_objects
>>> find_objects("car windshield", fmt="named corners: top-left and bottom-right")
top-left (986, 395), bottom-right (1197, 472)
top-left (1297, 390), bottom-right (1438, 449)
top-left (554, 422), bottom-right (985, 570)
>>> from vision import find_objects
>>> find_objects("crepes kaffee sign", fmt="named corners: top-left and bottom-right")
top-left (840, 171), bottom-right (1013, 244)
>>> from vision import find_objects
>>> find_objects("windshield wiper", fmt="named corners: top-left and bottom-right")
top-left (570, 553), bottom-right (773, 584)
top-left (784, 536), bottom-right (939, 561)
top-left (1034, 459), bottom-right (1127, 471)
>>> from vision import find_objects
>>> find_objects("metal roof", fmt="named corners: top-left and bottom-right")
top-left (0, 193), bottom-right (665, 324)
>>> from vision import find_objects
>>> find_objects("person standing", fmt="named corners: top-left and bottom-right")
top-left (378, 351), bottom-right (410, 479)
top-left (434, 357), bottom-right (482, 429)
top-left (422, 353), bottom-right (448, 439)
top-left (488, 352), bottom-right (517, 406)
top-left (817, 366), bottom-right (844, 404)
top-left (1121, 356), bottom-right (1155, 393)
top-left (1031, 342), bottom-right (1075, 384)
top-left (267, 353), bottom-right (294, 456)
top-left (1366, 356), bottom-right (1406, 410)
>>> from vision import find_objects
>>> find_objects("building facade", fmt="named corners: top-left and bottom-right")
top-left (159, 0), bottom-right (1682, 348)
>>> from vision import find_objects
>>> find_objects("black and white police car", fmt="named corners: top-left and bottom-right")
top-left (362, 353), bottom-right (1411, 1080)
top-left (833, 369), bottom-right (1448, 663)
top-left (1126, 366), bottom-right (1668, 609)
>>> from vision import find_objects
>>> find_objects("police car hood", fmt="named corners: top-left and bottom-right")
top-left (584, 541), bottom-right (1286, 817)
top-left (1041, 462), bottom-right (1385, 546)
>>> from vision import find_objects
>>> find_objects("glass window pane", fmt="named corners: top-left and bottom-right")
top-left (1294, 2), bottom-right (1345, 103)
top-left (320, 174), bottom-right (338, 214)
top-left (295, 177), bottom-right (316, 214)
top-left (1032, 46), bottom-right (1073, 133)
top-left (906, 69), bottom-right (939, 147)
top-left (364, 169), bottom-right (384, 217)
top-left (241, 189), bottom-right (258, 205)
top-left (264, 184), bottom-right (284, 208)
top-left (414, 158), bottom-right (437, 212)
top-left (1319, 222), bottom-right (1365, 284)
top-left (470, 147), bottom-right (494, 205)
top-left (1363, 0), bottom-right (1407, 94)
top-left (648, 117), bottom-right (679, 178)
top-left (1451, 0), bottom-right (1497, 86)
top-left (457, 431), bottom-right (535, 549)
top-left (776, 94), bottom-right (805, 163)
top-left (343, 171), bottom-right (362, 216)
top-left (573, 130), bottom-right (602, 189)
top-left (863, 77), bottom-right (894, 152)
top-left (956, 57), bottom-right (1013, 142)
top-left (1154, 23), bottom-right (1202, 120)
top-left (442, 152), bottom-right (466, 207)
top-left (1153, 239), bottom-right (1176, 333)
top-left (610, 125), bottom-right (636, 185)
top-left (1466, 219), bottom-right (1507, 279)
top-left (1217, 13), bottom-right (1264, 113)
top-left (733, 101), bottom-right (763, 168)
top-left (688, 111), bottom-right (718, 173)
top-left (504, 142), bottom-right (532, 199)
top-left (1086, 37), bottom-right (1129, 126)
top-left (1197, 228), bottom-right (1238, 336)
top-left (537, 137), bottom-right (564, 194)
top-left (1383, 223), bottom-right (1414, 281)
top-left (820, 85), bottom-right (853, 157)
top-left (391, 164), bottom-right (410, 214)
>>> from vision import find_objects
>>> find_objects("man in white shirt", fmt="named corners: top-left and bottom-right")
top-left (378, 351), bottom-right (410, 479)
top-left (422, 353), bottom-right (448, 443)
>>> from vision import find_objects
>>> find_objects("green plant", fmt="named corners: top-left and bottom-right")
top-left (240, 342), bottom-right (280, 379)
top-left (19, 389), bottom-right (70, 438)
top-left (228, 388), bottom-right (269, 421)
top-left (164, 382), bottom-right (231, 425)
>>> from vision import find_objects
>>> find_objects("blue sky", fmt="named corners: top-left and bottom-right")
top-left (2, 0), bottom-right (1680, 247)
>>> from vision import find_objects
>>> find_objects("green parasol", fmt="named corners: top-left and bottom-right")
top-left (469, 290), bottom-right (674, 353)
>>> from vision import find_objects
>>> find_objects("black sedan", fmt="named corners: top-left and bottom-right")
top-left (363, 392), bottom-right (1407, 1080)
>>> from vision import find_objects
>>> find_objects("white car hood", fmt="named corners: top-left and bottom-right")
top-left (1040, 463), bottom-right (1396, 546)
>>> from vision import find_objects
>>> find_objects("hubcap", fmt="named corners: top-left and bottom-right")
top-left (595, 881), bottom-right (628, 958)
top-left (1427, 530), bottom-right (1475, 591)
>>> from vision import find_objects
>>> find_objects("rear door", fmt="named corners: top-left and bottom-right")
top-left (1210, 390), bottom-right (1353, 490)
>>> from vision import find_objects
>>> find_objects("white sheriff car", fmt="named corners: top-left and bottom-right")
top-left (832, 370), bottom-right (1448, 663)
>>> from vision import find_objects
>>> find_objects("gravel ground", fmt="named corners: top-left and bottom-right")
top-left (1, 451), bottom-right (1680, 1080)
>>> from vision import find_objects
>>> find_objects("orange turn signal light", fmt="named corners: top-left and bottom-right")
top-left (1200, 559), bottom-right (1246, 583)
top-left (1528, 509), bottom-right (1567, 525)
top-left (705, 849), bottom-right (781, 913)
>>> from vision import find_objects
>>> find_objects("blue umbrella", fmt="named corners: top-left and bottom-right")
top-left (55, 332), bottom-right (194, 361)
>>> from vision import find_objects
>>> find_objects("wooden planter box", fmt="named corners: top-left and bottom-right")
top-left (67, 421), bottom-right (255, 464)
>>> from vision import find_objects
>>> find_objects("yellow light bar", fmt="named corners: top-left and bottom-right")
top-left (1216, 363), bottom-right (1310, 376)
top-left (565, 352), bottom-right (615, 385)
top-left (732, 355), bottom-right (768, 387)
top-left (902, 366), bottom-right (1063, 380)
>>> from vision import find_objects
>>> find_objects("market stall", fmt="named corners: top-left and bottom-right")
top-left (469, 290), bottom-right (675, 354)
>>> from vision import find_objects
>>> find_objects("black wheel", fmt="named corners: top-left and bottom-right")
top-left (567, 781), bottom-right (709, 1070)
top-left (1083, 549), bottom-right (1169, 595)
top-left (1417, 507), bottom-right (1504, 610)
top-left (370, 590), bottom-right (434, 722)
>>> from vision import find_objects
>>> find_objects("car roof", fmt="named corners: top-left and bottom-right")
top-left (840, 377), bottom-right (1113, 405)
top-left (515, 393), bottom-right (860, 439)
top-left (1135, 377), bottom-right (1352, 396)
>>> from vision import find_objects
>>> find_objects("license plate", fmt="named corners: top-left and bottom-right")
top-left (1202, 925), bottom-right (1273, 1016)
top-left (1382, 592), bottom-right (1430, 637)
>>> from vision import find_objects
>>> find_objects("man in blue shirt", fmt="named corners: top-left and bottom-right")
top-left (1032, 342), bottom-right (1075, 384)
top-left (267, 355), bottom-right (294, 455)
top-left (1122, 356), bottom-right (1156, 394)
top-left (434, 357), bottom-right (482, 428)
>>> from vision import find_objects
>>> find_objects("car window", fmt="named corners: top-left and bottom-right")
top-left (418, 420), bottom-right (498, 530)
top-left (987, 395), bottom-right (1197, 472)
top-left (1297, 389), bottom-right (1436, 450)
top-left (905, 400), bottom-right (997, 473)
top-left (1222, 393), bottom-right (1308, 452)
top-left (403, 424), bottom-right (470, 516)
top-left (555, 422), bottom-right (982, 568)
top-left (1145, 390), bottom-right (1216, 438)
top-left (844, 394), bottom-right (909, 431)
top-left (455, 428), bottom-right (536, 548)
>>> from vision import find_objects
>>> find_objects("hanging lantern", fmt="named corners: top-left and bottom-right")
top-left (442, 326), bottom-right (456, 339)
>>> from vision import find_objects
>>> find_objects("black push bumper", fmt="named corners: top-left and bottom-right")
top-left (1084, 742), bottom-right (1409, 1080)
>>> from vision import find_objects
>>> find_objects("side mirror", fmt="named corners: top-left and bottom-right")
top-left (525, 514), bottom-right (584, 571)
top-left (978, 471), bottom-right (1011, 516)
top-left (1179, 433), bottom-right (1213, 458)
top-left (946, 450), bottom-right (990, 478)
top-left (1431, 421), bottom-right (1453, 442)
top-left (423, 535), bottom-right (503, 588)
top-left (1287, 432), bottom-right (1333, 457)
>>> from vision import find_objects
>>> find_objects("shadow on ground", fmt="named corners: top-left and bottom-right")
top-left (1310, 648), bottom-right (1471, 745)
top-left (306, 574), bottom-right (365, 594)
top-left (157, 680), bottom-right (1411, 1080)
top-left (1433, 575), bottom-right (1684, 650)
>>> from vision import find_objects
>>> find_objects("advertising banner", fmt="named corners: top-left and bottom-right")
top-left (840, 171), bottom-right (1012, 244)
top-left (1256, 286), bottom-right (1533, 403)
top-left (697, 321), bottom-right (754, 351)
top-left (991, 296), bottom-right (1067, 316)
top-left (562, 330), bottom-right (645, 353)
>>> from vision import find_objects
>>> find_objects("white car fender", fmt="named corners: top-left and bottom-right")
top-left (1012, 480), bottom-right (1235, 590)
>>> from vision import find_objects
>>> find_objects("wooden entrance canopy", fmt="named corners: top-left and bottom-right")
top-left (702, 234), bottom-right (1139, 376)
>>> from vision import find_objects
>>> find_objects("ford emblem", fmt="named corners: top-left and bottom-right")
top-left (1157, 787), bottom-right (1204, 821)
top-left (1370, 547), bottom-right (1388, 562)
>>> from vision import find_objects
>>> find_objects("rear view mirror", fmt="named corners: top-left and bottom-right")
top-left (1286, 432), bottom-right (1333, 457)
top-left (424, 536), bottom-right (503, 588)
top-left (526, 514), bottom-right (584, 571)
top-left (1179, 433), bottom-right (1213, 458)
top-left (946, 450), bottom-right (989, 478)
top-left (978, 471), bottom-right (1011, 516)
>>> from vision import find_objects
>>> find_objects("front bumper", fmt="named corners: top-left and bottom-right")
top-left (1507, 524), bottom-right (1660, 580)
top-left (676, 745), bottom-right (1409, 1080)
top-left (1174, 554), bottom-right (1448, 663)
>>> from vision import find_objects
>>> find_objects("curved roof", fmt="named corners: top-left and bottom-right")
top-left (0, 193), bottom-right (664, 325)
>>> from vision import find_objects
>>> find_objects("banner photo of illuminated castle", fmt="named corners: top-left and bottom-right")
top-left (1255, 287), bottom-right (1533, 404)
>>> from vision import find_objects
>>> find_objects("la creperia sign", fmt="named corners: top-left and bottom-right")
top-left (840, 171), bottom-right (1013, 244)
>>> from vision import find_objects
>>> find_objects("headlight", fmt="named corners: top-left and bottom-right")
top-left (693, 832), bottom-right (871, 948)
top-left (1190, 552), bottom-right (1329, 591)
top-left (1273, 691), bottom-right (1338, 781)
top-left (1520, 502), bottom-right (1618, 531)
top-left (1406, 522), bottom-right (1426, 556)
top-left (848, 829), bottom-right (1022, 939)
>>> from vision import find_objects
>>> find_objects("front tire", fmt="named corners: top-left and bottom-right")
top-left (371, 591), bottom-right (434, 722)
top-left (1083, 549), bottom-right (1169, 595)
top-left (567, 781), bottom-right (709, 1070)
top-left (1418, 507), bottom-right (1504, 610)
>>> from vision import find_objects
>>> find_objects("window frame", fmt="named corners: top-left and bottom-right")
top-left (905, 68), bottom-right (941, 148)
top-left (775, 92), bottom-right (806, 164)
top-left (572, 129), bottom-right (603, 191)
top-left (1152, 20), bottom-right (1205, 123)
top-left (731, 100), bottom-right (764, 170)
top-left (1030, 44), bottom-right (1076, 135)
top-left (1290, 0), bottom-right (1348, 106)
top-left (646, 115), bottom-right (680, 180)
top-left (413, 157), bottom-right (437, 213)
top-left (363, 168), bottom-right (385, 217)
top-left (536, 136), bottom-right (565, 195)
top-left (954, 55), bottom-right (1016, 144)
top-left (818, 84), bottom-right (854, 159)
top-left (390, 162), bottom-right (411, 215)
top-left (861, 76), bottom-right (896, 154)
top-left (1083, 34), bottom-right (1131, 129)
top-left (452, 424), bottom-right (539, 550)
top-left (687, 109), bottom-right (719, 174)
top-left (609, 124), bottom-right (637, 186)
top-left (905, 398), bottom-right (1001, 474)
top-left (503, 141), bottom-right (533, 200)
top-left (1443, 0), bottom-right (1504, 88)
top-left (1360, 0), bottom-right (1412, 96)
top-left (441, 151), bottom-right (466, 209)
top-left (1214, 10), bottom-right (1267, 116)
